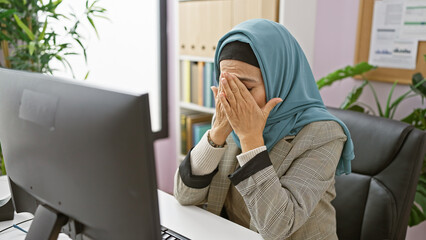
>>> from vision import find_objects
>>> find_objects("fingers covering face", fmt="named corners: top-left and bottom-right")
top-left (222, 72), bottom-right (255, 105)
top-left (221, 77), bottom-right (237, 107)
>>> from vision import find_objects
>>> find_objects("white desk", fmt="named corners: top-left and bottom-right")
top-left (158, 190), bottom-right (262, 240)
top-left (0, 177), bottom-right (262, 240)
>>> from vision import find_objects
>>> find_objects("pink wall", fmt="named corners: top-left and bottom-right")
top-left (154, 0), bottom-right (177, 195)
top-left (313, 0), bottom-right (426, 238)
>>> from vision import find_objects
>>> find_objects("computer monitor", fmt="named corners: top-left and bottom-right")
top-left (0, 68), bottom-right (161, 239)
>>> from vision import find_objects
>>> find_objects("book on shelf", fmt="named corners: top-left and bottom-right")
top-left (181, 60), bottom-right (191, 103)
top-left (180, 114), bottom-right (188, 155)
top-left (192, 122), bottom-right (211, 146)
top-left (204, 62), bottom-right (217, 108)
top-left (190, 61), bottom-right (198, 104)
top-left (180, 113), bottom-right (212, 154)
top-left (180, 60), bottom-right (216, 109)
top-left (197, 61), bottom-right (204, 106)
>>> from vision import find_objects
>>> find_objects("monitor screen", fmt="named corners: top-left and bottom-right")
top-left (0, 68), bottom-right (161, 239)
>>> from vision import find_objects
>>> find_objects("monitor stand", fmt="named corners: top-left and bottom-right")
top-left (25, 204), bottom-right (68, 240)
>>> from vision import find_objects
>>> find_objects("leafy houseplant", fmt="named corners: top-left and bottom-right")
top-left (317, 61), bottom-right (426, 227)
top-left (0, 0), bottom-right (107, 174)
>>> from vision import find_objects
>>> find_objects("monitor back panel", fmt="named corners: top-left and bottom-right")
top-left (0, 68), bottom-right (161, 239)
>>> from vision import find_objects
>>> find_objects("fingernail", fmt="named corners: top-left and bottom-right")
top-left (221, 78), bottom-right (227, 84)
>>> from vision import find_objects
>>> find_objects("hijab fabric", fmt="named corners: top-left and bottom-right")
top-left (214, 19), bottom-right (354, 175)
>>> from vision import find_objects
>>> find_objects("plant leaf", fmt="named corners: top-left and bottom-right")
top-left (411, 73), bottom-right (426, 97)
top-left (409, 204), bottom-right (426, 227)
top-left (28, 41), bottom-right (36, 55)
top-left (410, 173), bottom-right (426, 226)
top-left (38, 20), bottom-right (48, 41)
top-left (340, 80), bottom-right (368, 109)
top-left (87, 16), bottom-right (99, 38)
top-left (401, 108), bottom-right (426, 130)
top-left (316, 62), bottom-right (375, 89)
top-left (0, 155), bottom-right (6, 175)
top-left (74, 38), bottom-right (87, 63)
top-left (84, 70), bottom-right (90, 80)
top-left (347, 105), bottom-right (365, 113)
top-left (389, 78), bottom-right (426, 112)
top-left (53, 0), bottom-right (62, 7)
top-left (415, 173), bottom-right (426, 210)
top-left (385, 81), bottom-right (397, 118)
top-left (0, 0), bottom-right (11, 4)
top-left (13, 14), bottom-right (35, 41)
top-left (0, 9), bottom-right (15, 18)
top-left (367, 81), bottom-right (384, 117)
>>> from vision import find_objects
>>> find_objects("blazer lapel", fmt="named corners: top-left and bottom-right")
top-left (268, 136), bottom-right (294, 173)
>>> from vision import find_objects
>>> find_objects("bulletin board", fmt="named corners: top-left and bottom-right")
top-left (354, 0), bottom-right (426, 85)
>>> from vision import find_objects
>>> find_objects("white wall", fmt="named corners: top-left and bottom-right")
top-left (279, 0), bottom-right (317, 69)
top-left (50, 0), bottom-right (161, 131)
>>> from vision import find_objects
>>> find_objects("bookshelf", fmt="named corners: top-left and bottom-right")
top-left (177, 0), bottom-right (279, 160)
top-left (180, 102), bottom-right (215, 114)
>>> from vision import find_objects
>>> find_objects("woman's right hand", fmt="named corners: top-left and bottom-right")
top-left (210, 75), bottom-right (233, 146)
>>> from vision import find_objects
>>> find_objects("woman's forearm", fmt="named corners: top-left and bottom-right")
top-left (190, 130), bottom-right (227, 175)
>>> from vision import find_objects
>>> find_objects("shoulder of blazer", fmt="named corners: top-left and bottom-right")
top-left (292, 120), bottom-right (347, 150)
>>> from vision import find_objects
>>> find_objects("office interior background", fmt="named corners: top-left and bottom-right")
top-left (0, 0), bottom-right (425, 239)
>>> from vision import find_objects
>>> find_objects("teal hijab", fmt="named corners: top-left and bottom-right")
top-left (214, 19), bottom-right (354, 175)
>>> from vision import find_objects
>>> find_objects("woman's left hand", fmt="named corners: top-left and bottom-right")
top-left (219, 72), bottom-right (282, 153)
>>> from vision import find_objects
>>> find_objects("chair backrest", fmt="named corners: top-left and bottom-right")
top-left (328, 108), bottom-right (426, 240)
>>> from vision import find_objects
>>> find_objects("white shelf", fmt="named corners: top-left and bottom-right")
top-left (179, 55), bottom-right (214, 63)
top-left (180, 102), bottom-right (215, 114)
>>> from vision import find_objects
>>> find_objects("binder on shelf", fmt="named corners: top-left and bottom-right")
top-left (183, 60), bottom-right (191, 103)
top-left (211, 63), bottom-right (217, 108)
top-left (204, 62), bottom-right (216, 108)
top-left (179, 0), bottom-right (233, 58)
top-left (192, 122), bottom-right (211, 146)
top-left (197, 61), bottom-right (204, 106)
top-left (203, 62), bottom-right (210, 108)
top-left (180, 114), bottom-right (188, 155)
top-left (185, 113), bottom-right (212, 152)
top-left (190, 61), bottom-right (199, 104)
top-left (179, 61), bottom-right (185, 102)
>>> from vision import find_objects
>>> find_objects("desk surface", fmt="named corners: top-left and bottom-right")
top-left (158, 190), bottom-right (262, 240)
top-left (0, 177), bottom-right (262, 240)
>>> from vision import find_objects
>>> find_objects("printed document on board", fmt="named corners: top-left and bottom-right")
top-left (368, 0), bottom-right (418, 69)
top-left (400, 0), bottom-right (426, 40)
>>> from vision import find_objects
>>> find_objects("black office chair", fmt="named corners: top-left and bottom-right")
top-left (328, 107), bottom-right (426, 240)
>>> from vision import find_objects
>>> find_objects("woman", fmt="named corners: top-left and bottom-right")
top-left (174, 19), bottom-right (354, 240)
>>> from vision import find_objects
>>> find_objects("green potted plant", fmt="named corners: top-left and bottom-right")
top-left (317, 61), bottom-right (426, 227)
top-left (0, 0), bottom-right (107, 174)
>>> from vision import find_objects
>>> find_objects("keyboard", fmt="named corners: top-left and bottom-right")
top-left (161, 225), bottom-right (190, 240)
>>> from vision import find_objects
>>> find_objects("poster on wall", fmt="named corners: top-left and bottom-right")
top-left (368, 0), bottom-right (419, 69)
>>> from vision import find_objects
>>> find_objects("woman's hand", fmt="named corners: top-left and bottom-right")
top-left (219, 72), bottom-right (282, 153)
top-left (210, 73), bottom-right (233, 146)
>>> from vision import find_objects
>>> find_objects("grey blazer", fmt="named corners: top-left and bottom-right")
top-left (174, 120), bottom-right (347, 240)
